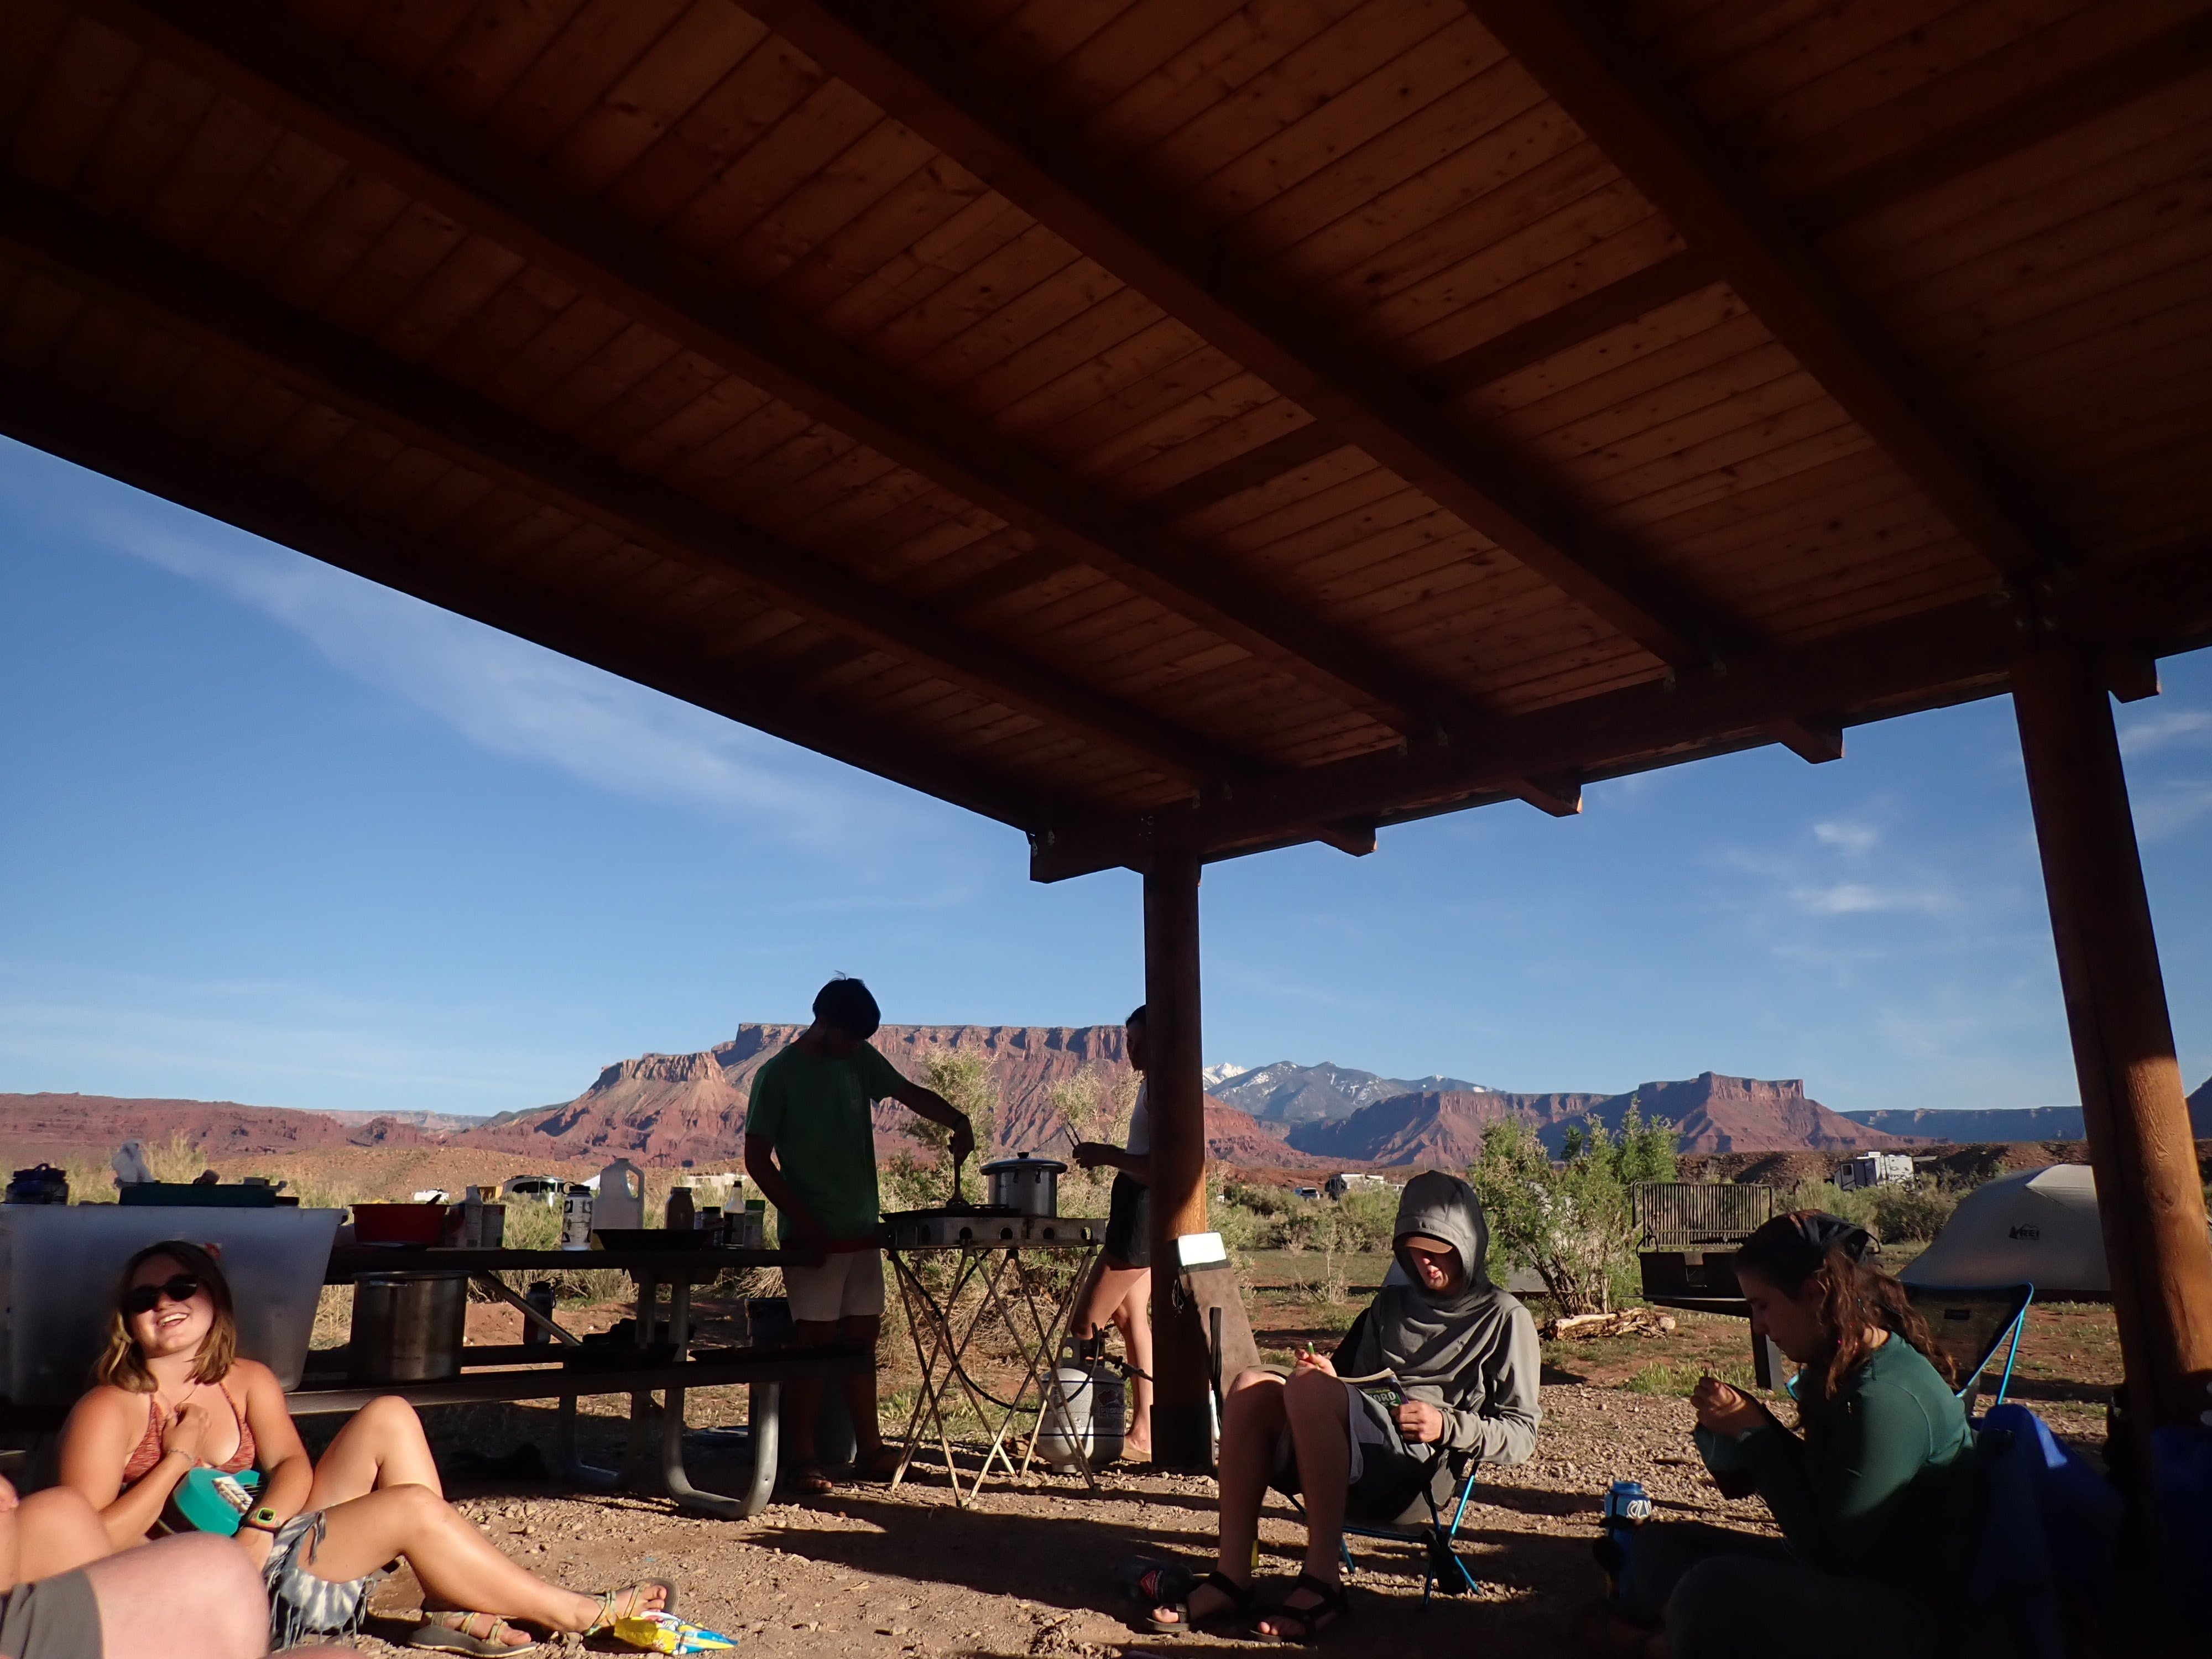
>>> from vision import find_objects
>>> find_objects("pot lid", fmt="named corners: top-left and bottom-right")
top-left (981, 1154), bottom-right (1066, 1174)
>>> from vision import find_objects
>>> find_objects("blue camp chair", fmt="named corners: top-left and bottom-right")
top-left (1275, 1309), bottom-right (1485, 1603)
top-left (1781, 1283), bottom-right (2033, 1411)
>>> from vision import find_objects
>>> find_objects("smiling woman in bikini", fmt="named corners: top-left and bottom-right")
top-left (56, 1241), bottom-right (671, 1656)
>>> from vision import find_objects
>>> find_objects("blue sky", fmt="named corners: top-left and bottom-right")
top-left (3, 436), bottom-right (2208, 1120)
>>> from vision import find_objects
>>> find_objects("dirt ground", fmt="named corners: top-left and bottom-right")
top-left (310, 1249), bottom-right (2124, 1658)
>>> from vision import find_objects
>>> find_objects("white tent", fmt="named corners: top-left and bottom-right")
top-left (1902, 1164), bottom-right (2108, 1300)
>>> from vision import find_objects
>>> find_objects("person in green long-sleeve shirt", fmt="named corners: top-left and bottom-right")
top-left (1605, 1212), bottom-right (1983, 1659)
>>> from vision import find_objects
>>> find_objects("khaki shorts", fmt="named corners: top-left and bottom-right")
top-left (0, 1569), bottom-right (100, 1659)
top-left (784, 1248), bottom-right (885, 1323)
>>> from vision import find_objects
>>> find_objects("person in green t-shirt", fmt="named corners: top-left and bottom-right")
top-left (1599, 1212), bottom-right (1983, 1659)
top-left (743, 976), bottom-right (973, 1494)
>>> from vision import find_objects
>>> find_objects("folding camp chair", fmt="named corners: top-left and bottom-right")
top-left (1902, 1282), bottom-right (2034, 1411)
top-left (1277, 1309), bottom-right (1485, 1603)
top-left (1776, 1282), bottom-right (2032, 1412)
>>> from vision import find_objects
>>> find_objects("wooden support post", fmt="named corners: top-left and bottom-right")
top-left (1144, 849), bottom-right (1213, 1470)
top-left (2012, 646), bottom-right (2212, 1448)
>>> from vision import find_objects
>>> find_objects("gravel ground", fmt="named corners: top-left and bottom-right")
top-left (331, 1380), bottom-right (1773, 1659)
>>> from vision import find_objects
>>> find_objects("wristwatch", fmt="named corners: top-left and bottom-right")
top-left (240, 1507), bottom-right (284, 1533)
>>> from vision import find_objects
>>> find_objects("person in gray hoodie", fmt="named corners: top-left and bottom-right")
top-left (1146, 1171), bottom-right (1541, 1641)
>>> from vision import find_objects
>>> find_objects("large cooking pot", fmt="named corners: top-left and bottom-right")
top-left (348, 1270), bottom-right (468, 1384)
top-left (982, 1155), bottom-right (1065, 1218)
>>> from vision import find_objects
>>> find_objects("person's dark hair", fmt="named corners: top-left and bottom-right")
top-left (1126, 1004), bottom-right (1146, 1026)
top-left (97, 1240), bottom-right (237, 1392)
top-left (1735, 1210), bottom-right (1953, 1408)
top-left (812, 975), bottom-right (881, 1039)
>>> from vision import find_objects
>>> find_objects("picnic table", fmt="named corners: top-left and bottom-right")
top-left (300, 1244), bottom-right (867, 1519)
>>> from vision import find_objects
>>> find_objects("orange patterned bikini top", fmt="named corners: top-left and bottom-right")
top-left (120, 1387), bottom-right (255, 1488)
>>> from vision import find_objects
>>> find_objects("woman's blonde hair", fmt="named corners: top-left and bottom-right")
top-left (94, 1240), bottom-right (237, 1392)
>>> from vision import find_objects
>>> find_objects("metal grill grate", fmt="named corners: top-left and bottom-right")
top-left (1634, 1182), bottom-right (1777, 1248)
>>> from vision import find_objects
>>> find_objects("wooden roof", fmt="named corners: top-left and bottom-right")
top-left (3, 0), bottom-right (2208, 880)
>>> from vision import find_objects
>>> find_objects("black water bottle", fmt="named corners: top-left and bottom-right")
top-left (523, 1281), bottom-right (556, 1347)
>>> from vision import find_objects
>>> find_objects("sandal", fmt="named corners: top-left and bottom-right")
top-left (1143, 1570), bottom-right (1256, 1636)
top-left (408, 1611), bottom-right (541, 1655)
top-left (1257, 1572), bottom-right (1351, 1644)
top-left (786, 1462), bottom-right (835, 1495)
top-left (583, 1579), bottom-right (679, 1634)
top-left (852, 1445), bottom-right (904, 1483)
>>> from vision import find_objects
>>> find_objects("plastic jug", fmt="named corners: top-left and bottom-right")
top-left (594, 1159), bottom-right (644, 1230)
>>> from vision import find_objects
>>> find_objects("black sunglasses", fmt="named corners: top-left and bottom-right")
top-left (122, 1275), bottom-right (201, 1316)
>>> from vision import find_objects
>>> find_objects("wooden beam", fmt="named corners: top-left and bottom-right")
top-left (81, 0), bottom-right (1468, 739)
top-left (1512, 775), bottom-right (1585, 817)
top-left (1770, 718), bottom-right (1845, 765)
top-left (0, 174), bottom-right (1237, 789)
top-left (1313, 820), bottom-right (1379, 858)
top-left (1138, 425), bottom-right (1353, 524)
top-left (1418, 251), bottom-right (1718, 398)
top-left (1794, 13), bottom-right (2212, 232)
top-left (0, 377), bottom-right (1051, 830)
top-left (1142, 849), bottom-right (1212, 1471)
top-left (1464, 1), bottom-right (2067, 589)
top-left (1027, 542), bottom-right (2212, 879)
top-left (2012, 646), bottom-right (2212, 1448)
top-left (743, 0), bottom-right (1723, 671)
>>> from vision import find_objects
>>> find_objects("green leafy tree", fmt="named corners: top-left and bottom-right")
top-left (902, 1050), bottom-right (998, 1203)
top-left (1468, 1104), bottom-right (1679, 1314)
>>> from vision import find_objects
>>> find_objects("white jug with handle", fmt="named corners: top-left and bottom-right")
top-left (594, 1157), bottom-right (645, 1231)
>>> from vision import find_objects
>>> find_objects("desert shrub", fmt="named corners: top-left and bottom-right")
top-left (1785, 1181), bottom-right (1879, 1232)
top-left (904, 1052), bottom-right (998, 1203)
top-left (1869, 1181), bottom-right (1958, 1241)
top-left (1468, 1105), bottom-right (1679, 1314)
top-left (1334, 1185), bottom-right (1402, 1251)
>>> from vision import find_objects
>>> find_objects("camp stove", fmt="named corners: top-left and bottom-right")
top-left (880, 1205), bottom-right (1025, 1249)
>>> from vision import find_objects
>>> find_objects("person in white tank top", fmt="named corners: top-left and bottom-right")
top-left (1069, 1005), bottom-right (1155, 1461)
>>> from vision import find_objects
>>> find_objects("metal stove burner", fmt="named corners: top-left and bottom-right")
top-left (881, 1205), bottom-right (1024, 1248)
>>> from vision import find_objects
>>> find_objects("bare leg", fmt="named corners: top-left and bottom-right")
top-left (82, 1532), bottom-right (267, 1659)
top-left (12, 1487), bottom-right (111, 1581)
top-left (836, 1314), bottom-right (886, 1462)
top-left (1106, 1271), bottom-right (1154, 1458)
top-left (1150, 1369), bottom-right (1282, 1629)
top-left (306, 1393), bottom-right (445, 1509)
top-left (291, 1484), bottom-right (664, 1637)
top-left (1070, 1261), bottom-right (1142, 1341)
top-left (786, 1318), bottom-right (840, 1481)
top-left (1255, 1368), bottom-right (1353, 1639)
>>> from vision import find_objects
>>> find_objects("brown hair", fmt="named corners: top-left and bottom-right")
top-left (1735, 1210), bottom-right (1953, 1411)
top-left (94, 1241), bottom-right (237, 1392)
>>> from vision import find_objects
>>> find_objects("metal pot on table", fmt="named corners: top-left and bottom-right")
top-left (348, 1270), bottom-right (469, 1383)
top-left (982, 1154), bottom-right (1065, 1218)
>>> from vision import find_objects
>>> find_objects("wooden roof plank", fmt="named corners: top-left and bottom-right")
top-left (84, 0), bottom-right (1473, 737)
top-left (1464, 0), bottom-right (2068, 591)
top-left (744, 0), bottom-right (1734, 669)
top-left (1029, 538), bottom-right (2212, 878)
top-left (0, 170), bottom-right (1242, 788)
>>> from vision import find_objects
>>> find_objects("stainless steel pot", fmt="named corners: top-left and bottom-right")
top-left (348, 1270), bottom-right (468, 1383)
top-left (982, 1155), bottom-right (1064, 1217)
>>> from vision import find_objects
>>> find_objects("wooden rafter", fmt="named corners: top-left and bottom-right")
top-left (0, 378), bottom-right (1052, 829)
top-left (0, 174), bottom-right (1241, 789)
top-left (1464, 0), bottom-right (2069, 590)
top-left (79, 0), bottom-right (1489, 741)
top-left (742, 0), bottom-right (1726, 671)
top-left (1029, 541), bottom-right (2212, 879)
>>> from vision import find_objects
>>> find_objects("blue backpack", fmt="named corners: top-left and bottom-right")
top-left (1966, 1404), bottom-right (2122, 1659)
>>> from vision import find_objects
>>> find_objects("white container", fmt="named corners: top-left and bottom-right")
top-left (1036, 1356), bottom-right (1124, 1470)
top-left (0, 1205), bottom-right (342, 1404)
top-left (594, 1158), bottom-right (644, 1231)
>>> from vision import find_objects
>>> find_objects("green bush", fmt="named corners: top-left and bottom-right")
top-left (1869, 1181), bottom-right (1957, 1241)
top-left (1468, 1103), bottom-right (1678, 1314)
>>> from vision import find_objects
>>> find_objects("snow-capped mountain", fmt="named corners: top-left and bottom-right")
top-left (1206, 1059), bottom-right (1490, 1126)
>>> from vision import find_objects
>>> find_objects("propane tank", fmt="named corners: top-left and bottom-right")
top-left (1036, 1345), bottom-right (1125, 1470)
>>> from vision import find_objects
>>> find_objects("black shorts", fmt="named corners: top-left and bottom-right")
top-left (1267, 1389), bottom-right (1450, 1526)
top-left (0, 1569), bottom-right (101, 1659)
top-left (1103, 1171), bottom-right (1150, 1267)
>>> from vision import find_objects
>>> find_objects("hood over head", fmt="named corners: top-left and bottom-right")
top-left (1391, 1170), bottom-right (1491, 1310)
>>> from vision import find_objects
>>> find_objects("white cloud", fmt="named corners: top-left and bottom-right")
top-left (1787, 881), bottom-right (1952, 917)
top-left (18, 463), bottom-right (877, 838)
top-left (2119, 706), bottom-right (2211, 757)
top-left (2133, 781), bottom-right (2212, 842)
top-left (1812, 820), bottom-right (1879, 855)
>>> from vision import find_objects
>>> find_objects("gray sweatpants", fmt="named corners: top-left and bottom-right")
top-left (1625, 1522), bottom-right (1936, 1659)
